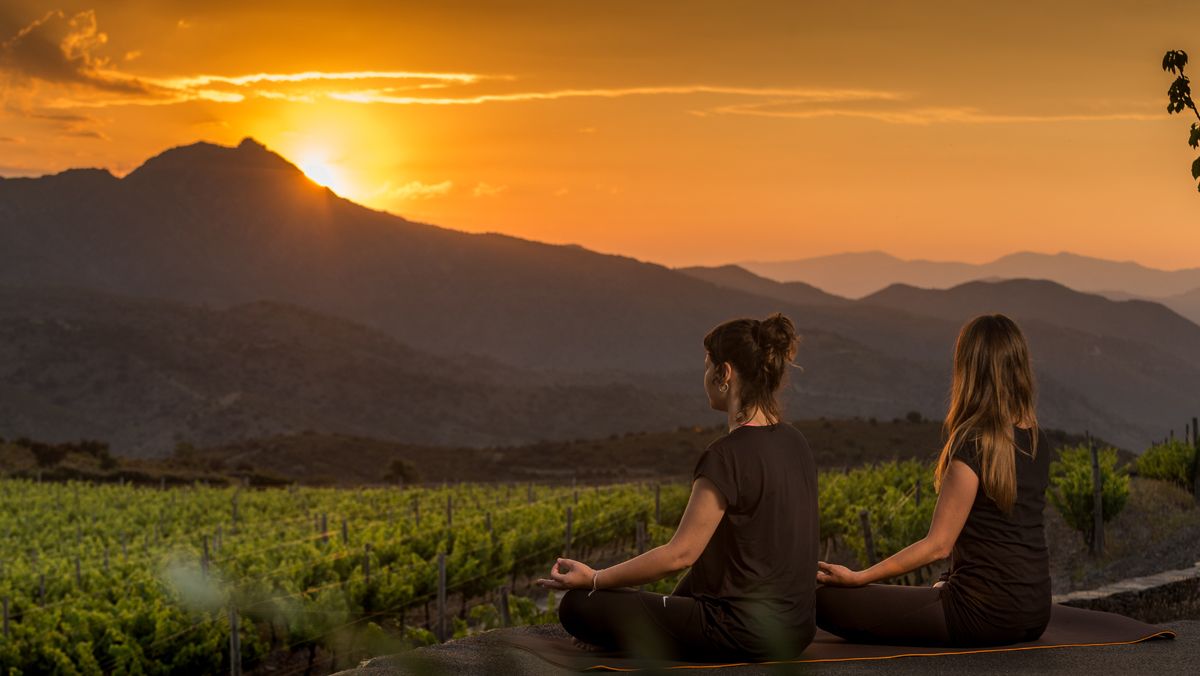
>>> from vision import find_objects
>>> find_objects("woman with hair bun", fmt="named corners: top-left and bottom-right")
top-left (536, 312), bottom-right (820, 662)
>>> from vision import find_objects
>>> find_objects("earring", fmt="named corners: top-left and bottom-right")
top-left (719, 383), bottom-right (729, 393)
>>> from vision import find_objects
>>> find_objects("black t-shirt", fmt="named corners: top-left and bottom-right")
top-left (689, 422), bottom-right (818, 659)
top-left (940, 425), bottom-right (1052, 646)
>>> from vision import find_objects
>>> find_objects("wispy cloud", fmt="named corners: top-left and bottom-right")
top-left (472, 182), bottom-right (506, 197)
top-left (695, 100), bottom-right (1162, 125)
top-left (326, 85), bottom-right (903, 106)
top-left (0, 9), bottom-right (1161, 129)
top-left (374, 179), bottom-right (454, 200)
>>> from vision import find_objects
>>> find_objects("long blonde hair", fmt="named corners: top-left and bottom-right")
top-left (933, 314), bottom-right (1038, 512)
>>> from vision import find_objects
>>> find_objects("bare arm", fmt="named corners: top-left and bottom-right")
top-left (818, 458), bottom-right (977, 586)
top-left (536, 477), bottom-right (726, 590)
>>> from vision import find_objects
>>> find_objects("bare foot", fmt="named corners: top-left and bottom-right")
top-left (572, 637), bottom-right (607, 652)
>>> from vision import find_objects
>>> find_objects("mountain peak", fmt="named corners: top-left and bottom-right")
top-left (123, 136), bottom-right (301, 182)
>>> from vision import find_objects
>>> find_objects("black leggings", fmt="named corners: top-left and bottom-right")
top-left (557, 574), bottom-right (736, 661)
top-left (815, 584), bottom-right (952, 646)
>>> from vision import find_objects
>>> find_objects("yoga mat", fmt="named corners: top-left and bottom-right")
top-left (499, 604), bottom-right (1176, 672)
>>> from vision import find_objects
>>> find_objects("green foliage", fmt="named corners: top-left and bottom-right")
top-left (1136, 439), bottom-right (1196, 490)
top-left (1162, 49), bottom-right (1200, 191)
top-left (1048, 444), bottom-right (1130, 546)
top-left (817, 460), bottom-right (935, 581)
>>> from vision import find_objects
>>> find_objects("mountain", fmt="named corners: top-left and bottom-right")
top-left (0, 286), bottom-right (718, 456)
top-left (1, 138), bottom-right (1194, 453)
top-left (675, 265), bottom-right (849, 306)
top-left (740, 251), bottom-right (1200, 300)
top-left (861, 279), bottom-right (1200, 370)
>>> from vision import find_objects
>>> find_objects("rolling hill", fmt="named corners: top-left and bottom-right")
top-left (1, 138), bottom-right (1195, 453)
top-left (741, 251), bottom-right (1200, 301)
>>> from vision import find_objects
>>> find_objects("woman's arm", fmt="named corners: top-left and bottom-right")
top-left (817, 458), bottom-right (977, 586)
top-left (536, 477), bottom-right (726, 591)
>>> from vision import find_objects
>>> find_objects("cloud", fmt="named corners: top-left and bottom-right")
top-left (325, 84), bottom-right (904, 106)
top-left (472, 182), bottom-right (506, 197)
top-left (26, 110), bottom-right (110, 138)
top-left (375, 179), bottom-right (453, 200)
top-left (0, 10), bottom-right (156, 95)
top-left (695, 99), bottom-right (1162, 125)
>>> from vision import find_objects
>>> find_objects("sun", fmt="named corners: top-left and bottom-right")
top-left (296, 154), bottom-right (351, 196)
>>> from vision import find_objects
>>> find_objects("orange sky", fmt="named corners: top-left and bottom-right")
top-left (2, 1), bottom-right (1199, 269)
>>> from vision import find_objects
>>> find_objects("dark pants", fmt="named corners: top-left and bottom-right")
top-left (815, 584), bottom-right (952, 646)
top-left (557, 573), bottom-right (735, 662)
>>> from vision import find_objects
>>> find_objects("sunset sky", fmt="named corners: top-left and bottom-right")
top-left (2, 1), bottom-right (1198, 269)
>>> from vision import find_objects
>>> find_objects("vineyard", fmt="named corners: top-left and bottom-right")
top-left (2, 437), bottom-right (1171, 675)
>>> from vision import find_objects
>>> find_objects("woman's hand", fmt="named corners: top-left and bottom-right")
top-left (535, 557), bottom-right (597, 590)
top-left (816, 561), bottom-right (866, 587)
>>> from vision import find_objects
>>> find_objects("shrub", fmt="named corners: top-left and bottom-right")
top-left (1048, 444), bottom-right (1130, 547)
top-left (905, 411), bottom-right (923, 423)
top-left (1136, 439), bottom-right (1195, 490)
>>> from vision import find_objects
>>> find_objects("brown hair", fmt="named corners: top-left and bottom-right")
top-left (703, 312), bottom-right (801, 423)
top-left (934, 314), bottom-right (1039, 512)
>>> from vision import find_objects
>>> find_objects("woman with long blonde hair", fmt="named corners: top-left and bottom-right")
top-left (814, 314), bottom-right (1052, 646)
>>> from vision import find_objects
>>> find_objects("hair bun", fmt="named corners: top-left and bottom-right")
top-left (759, 313), bottom-right (799, 362)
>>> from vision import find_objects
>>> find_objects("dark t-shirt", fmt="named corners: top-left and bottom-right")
top-left (689, 422), bottom-right (819, 659)
top-left (940, 425), bottom-right (1052, 646)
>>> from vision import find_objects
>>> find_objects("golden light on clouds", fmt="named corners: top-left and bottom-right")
top-left (1, 1), bottom-right (1198, 269)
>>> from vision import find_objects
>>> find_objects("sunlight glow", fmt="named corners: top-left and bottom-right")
top-left (297, 154), bottom-right (348, 196)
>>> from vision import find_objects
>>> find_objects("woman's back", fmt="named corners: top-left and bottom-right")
top-left (940, 424), bottom-right (1052, 644)
top-left (690, 422), bottom-right (818, 659)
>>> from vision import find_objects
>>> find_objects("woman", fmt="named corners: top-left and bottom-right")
top-left (815, 313), bottom-right (1052, 647)
top-left (535, 313), bottom-right (819, 662)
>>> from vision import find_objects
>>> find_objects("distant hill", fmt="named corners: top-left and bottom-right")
top-left (675, 265), bottom-right (849, 306)
top-left (0, 286), bottom-right (714, 455)
top-left (1, 139), bottom-right (1194, 454)
top-left (741, 251), bottom-right (1200, 301)
top-left (861, 279), bottom-right (1200, 370)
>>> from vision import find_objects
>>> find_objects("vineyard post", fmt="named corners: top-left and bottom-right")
top-left (574, 489), bottom-right (578, 505)
top-left (858, 509), bottom-right (876, 566)
top-left (915, 480), bottom-right (922, 507)
top-left (342, 518), bottom-right (349, 545)
top-left (654, 484), bottom-right (661, 525)
top-left (485, 511), bottom-right (492, 532)
top-left (498, 585), bottom-right (510, 627)
top-left (437, 552), bottom-right (447, 642)
top-left (413, 498), bottom-right (420, 528)
top-left (322, 514), bottom-right (329, 545)
top-left (1191, 416), bottom-right (1200, 502)
top-left (215, 526), bottom-right (222, 553)
top-left (446, 495), bottom-right (453, 529)
top-left (565, 506), bottom-right (574, 559)
top-left (231, 494), bottom-right (239, 532)
top-left (1088, 432), bottom-right (1105, 556)
top-left (228, 606), bottom-right (242, 676)
top-left (636, 521), bottom-right (645, 555)
top-left (160, 477), bottom-right (165, 491)
top-left (364, 543), bottom-right (372, 605)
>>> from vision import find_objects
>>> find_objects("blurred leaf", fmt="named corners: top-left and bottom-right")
top-left (1192, 156), bottom-right (1200, 180)
top-left (1190, 124), bottom-right (1200, 149)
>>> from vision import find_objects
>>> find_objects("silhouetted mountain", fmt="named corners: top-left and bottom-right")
top-left (861, 279), bottom-right (1200, 370)
top-left (0, 286), bottom-right (723, 456)
top-left (741, 251), bottom-right (1200, 300)
top-left (1, 139), bottom-right (1194, 453)
top-left (676, 265), bottom-right (849, 306)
